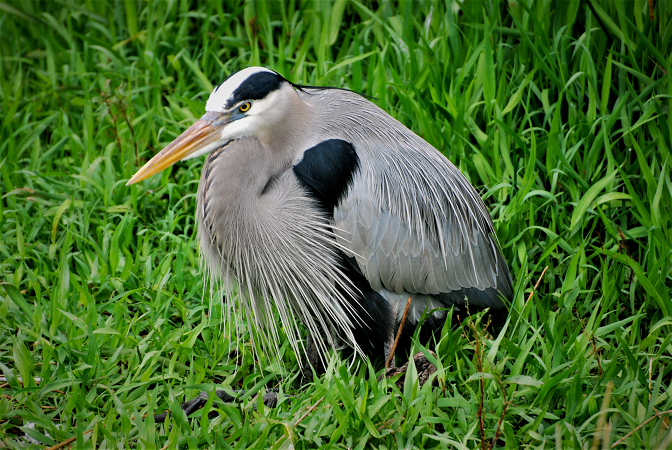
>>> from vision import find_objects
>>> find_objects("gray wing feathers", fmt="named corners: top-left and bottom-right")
top-left (334, 191), bottom-right (504, 304)
top-left (311, 89), bottom-right (511, 307)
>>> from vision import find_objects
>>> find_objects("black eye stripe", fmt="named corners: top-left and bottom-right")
top-left (225, 72), bottom-right (285, 108)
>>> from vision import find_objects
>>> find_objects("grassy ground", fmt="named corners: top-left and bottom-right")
top-left (1, 0), bottom-right (671, 448)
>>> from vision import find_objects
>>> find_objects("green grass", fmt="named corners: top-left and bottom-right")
top-left (1, 0), bottom-right (671, 448)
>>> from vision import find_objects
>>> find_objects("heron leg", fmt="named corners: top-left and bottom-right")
top-left (384, 334), bottom-right (396, 369)
top-left (306, 332), bottom-right (326, 374)
top-left (384, 303), bottom-right (398, 369)
top-left (298, 332), bottom-right (326, 386)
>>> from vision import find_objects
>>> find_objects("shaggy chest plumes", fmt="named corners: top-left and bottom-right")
top-left (196, 137), bottom-right (363, 361)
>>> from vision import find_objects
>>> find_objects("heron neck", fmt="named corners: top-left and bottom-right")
top-left (258, 90), bottom-right (317, 163)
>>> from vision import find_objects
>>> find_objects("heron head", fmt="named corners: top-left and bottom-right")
top-left (127, 67), bottom-right (297, 185)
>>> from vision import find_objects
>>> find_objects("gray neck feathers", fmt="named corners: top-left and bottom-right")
top-left (257, 84), bottom-right (318, 157)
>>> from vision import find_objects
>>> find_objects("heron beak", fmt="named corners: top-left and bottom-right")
top-left (126, 112), bottom-right (225, 185)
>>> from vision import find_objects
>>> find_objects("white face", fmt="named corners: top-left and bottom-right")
top-left (128, 67), bottom-right (298, 183)
top-left (183, 67), bottom-right (291, 160)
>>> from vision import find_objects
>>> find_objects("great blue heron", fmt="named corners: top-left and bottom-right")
top-left (128, 66), bottom-right (513, 372)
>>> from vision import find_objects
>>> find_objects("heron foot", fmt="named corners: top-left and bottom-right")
top-left (154, 389), bottom-right (279, 423)
top-left (378, 351), bottom-right (437, 389)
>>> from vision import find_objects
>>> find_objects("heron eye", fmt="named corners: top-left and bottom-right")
top-left (239, 102), bottom-right (251, 112)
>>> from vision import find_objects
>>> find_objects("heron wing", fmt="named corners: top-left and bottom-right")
top-left (302, 88), bottom-right (513, 308)
top-left (334, 184), bottom-right (511, 309)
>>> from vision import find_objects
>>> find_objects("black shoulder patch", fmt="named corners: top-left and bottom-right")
top-left (293, 139), bottom-right (360, 216)
top-left (227, 71), bottom-right (285, 108)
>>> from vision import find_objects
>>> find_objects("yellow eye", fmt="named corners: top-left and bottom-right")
top-left (239, 102), bottom-right (251, 112)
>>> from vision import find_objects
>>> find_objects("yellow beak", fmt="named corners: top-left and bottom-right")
top-left (126, 114), bottom-right (223, 185)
